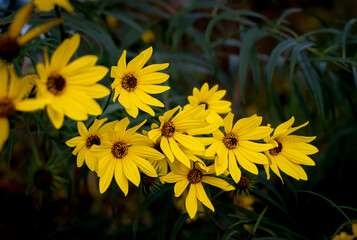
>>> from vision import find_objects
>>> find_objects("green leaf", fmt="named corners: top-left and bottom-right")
top-left (289, 41), bottom-right (314, 82)
top-left (296, 190), bottom-right (352, 225)
top-left (239, 27), bottom-right (268, 103)
top-left (133, 185), bottom-right (173, 239)
top-left (169, 213), bottom-right (189, 240)
top-left (253, 206), bottom-right (268, 233)
top-left (276, 8), bottom-right (302, 26)
top-left (352, 67), bottom-right (357, 88)
top-left (342, 18), bottom-right (357, 58)
top-left (266, 38), bottom-right (297, 94)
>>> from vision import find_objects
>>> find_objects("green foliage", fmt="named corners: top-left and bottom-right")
top-left (1, 0), bottom-right (357, 239)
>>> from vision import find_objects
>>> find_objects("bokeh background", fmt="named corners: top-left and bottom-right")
top-left (1, 0), bottom-right (357, 239)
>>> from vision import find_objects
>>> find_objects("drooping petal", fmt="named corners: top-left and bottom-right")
top-left (122, 156), bottom-right (141, 186)
top-left (228, 150), bottom-right (241, 183)
top-left (99, 159), bottom-right (115, 193)
top-left (195, 183), bottom-right (214, 211)
top-left (47, 105), bottom-right (64, 129)
top-left (114, 159), bottom-right (129, 196)
top-left (202, 176), bottom-right (235, 191)
top-left (130, 154), bottom-right (158, 178)
top-left (185, 184), bottom-right (198, 219)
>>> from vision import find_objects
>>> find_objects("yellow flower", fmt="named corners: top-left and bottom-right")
top-left (332, 223), bottom-right (357, 240)
top-left (65, 118), bottom-right (117, 172)
top-left (0, 2), bottom-right (63, 61)
top-left (147, 105), bottom-right (208, 168)
top-left (35, 34), bottom-right (110, 129)
top-left (90, 118), bottom-right (164, 195)
top-left (141, 29), bottom-right (155, 44)
top-left (0, 61), bottom-right (48, 149)
top-left (34, 0), bottom-right (74, 12)
top-left (263, 117), bottom-right (318, 182)
top-left (162, 163), bottom-right (235, 219)
top-left (185, 82), bottom-right (231, 126)
top-left (110, 47), bottom-right (170, 118)
top-left (205, 113), bottom-right (273, 183)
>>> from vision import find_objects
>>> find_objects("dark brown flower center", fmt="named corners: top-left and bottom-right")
top-left (187, 168), bottom-right (203, 184)
top-left (161, 121), bottom-right (175, 138)
top-left (86, 135), bottom-right (101, 149)
top-left (0, 34), bottom-right (20, 62)
top-left (111, 141), bottom-right (129, 159)
top-left (237, 174), bottom-right (251, 190)
top-left (141, 173), bottom-right (157, 186)
top-left (223, 132), bottom-right (238, 149)
top-left (47, 74), bottom-right (66, 95)
top-left (269, 141), bottom-right (283, 156)
top-left (122, 73), bottom-right (137, 92)
top-left (0, 97), bottom-right (15, 118)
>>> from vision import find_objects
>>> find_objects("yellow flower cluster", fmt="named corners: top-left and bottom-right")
top-left (64, 47), bottom-right (318, 219)
top-left (0, 0), bottom-right (319, 220)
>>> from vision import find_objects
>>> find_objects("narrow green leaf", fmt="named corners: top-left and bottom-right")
top-left (239, 27), bottom-right (268, 103)
top-left (253, 206), bottom-right (268, 233)
top-left (289, 41), bottom-right (314, 82)
top-left (298, 53), bottom-right (325, 122)
top-left (133, 185), bottom-right (173, 239)
top-left (352, 67), bottom-right (357, 88)
top-left (296, 190), bottom-right (352, 224)
top-left (342, 18), bottom-right (357, 58)
top-left (276, 8), bottom-right (302, 26)
top-left (169, 213), bottom-right (189, 240)
top-left (266, 38), bottom-right (297, 94)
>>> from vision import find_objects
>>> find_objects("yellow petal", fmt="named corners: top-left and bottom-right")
top-left (234, 148), bottom-right (259, 175)
top-left (185, 184), bottom-right (198, 219)
top-left (15, 98), bottom-right (48, 112)
top-left (18, 18), bottom-right (64, 45)
top-left (8, 2), bottom-right (33, 38)
top-left (228, 150), bottom-right (241, 183)
top-left (0, 118), bottom-right (9, 150)
top-left (160, 137), bottom-right (175, 162)
top-left (122, 156), bottom-right (141, 186)
top-left (195, 183), bottom-right (214, 211)
top-left (138, 63), bottom-right (169, 76)
top-left (130, 155), bottom-right (158, 177)
top-left (223, 112), bottom-right (234, 133)
top-left (273, 117), bottom-right (295, 137)
top-left (99, 159), bottom-right (115, 193)
top-left (127, 47), bottom-right (153, 72)
top-left (47, 105), bottom-right (64, 129)
top-left (66, 136), bottom-right (82, 147)
top-left (50, 34), bottom-right (80, 71)
top-left (174, 179), bottom-right (189, 197)
top-left (114, 159), bottom-right (129, 196)
top-left (202, 176), bottom-right (235, 191)
top-left (173, 132), bottom-right (205, 152)
top-left (168, 137), bottom-right (191, 168)
top-left (162, 171), bottom-right (186, 183)
top-left (137, 84), bottom-right (170, 94)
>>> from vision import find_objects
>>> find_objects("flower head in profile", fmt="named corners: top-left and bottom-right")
top-left (0, 61), bottom-right (47, 150)
top-left (263, 117), bottom-right (318, 182)
top-left (147, 105), bottom-right (208, 168)
top-left (0, 2), bottom-right (63, 62)
top-left (35, 34), bottom-right (110, 129)
top-left (162, 163), bottom-right (235, 219)
top-left (65, 118), bottom-right (117, 173)
top-left (206, 113), bottom-right (273, 183)
top-left (185, 82), bottom-right (231, 126)
top-left (90, 118), bottom-right (165, 195)
top-left (111, 47), bottom-right (170, 118)
top-left (34, 0), bottom-right (74, 12)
